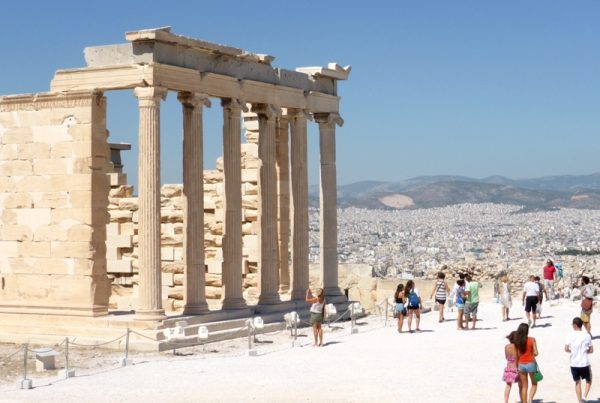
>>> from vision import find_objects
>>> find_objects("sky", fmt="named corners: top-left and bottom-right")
top-left (1, 1), bottom-right (599, 187)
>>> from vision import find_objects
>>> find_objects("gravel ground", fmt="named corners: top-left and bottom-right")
top-left (1, 300), bottom-right (598, 402)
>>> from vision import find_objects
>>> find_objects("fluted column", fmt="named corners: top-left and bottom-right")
top-left (276, 115), bottom-right (290, 293)
top-left (289, 109), bottom-right (310, 300)
top-left (254, 104), bottom-right (282, 305)
top-left (134, 86), bottom-right (167, 320)
top-left (179, 92), bottom-right (211, 315)
top-left (221, 99), bottom-right (247, 310)
top-left (315, 112), bottom-right (344, 298)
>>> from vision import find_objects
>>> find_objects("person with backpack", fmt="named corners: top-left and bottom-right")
top-left (464, 273), bottom-right (481, 330)
top-left (405, 279), bottom-right (422, 332)
top-left (455, 279), bottom-right (467, 330)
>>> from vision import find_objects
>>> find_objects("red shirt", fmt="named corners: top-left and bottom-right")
top-left (543, 265), bottom-right (556, 280)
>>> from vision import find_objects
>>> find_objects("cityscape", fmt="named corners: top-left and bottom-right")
top-left (309, 203), bottom-right (600, 285)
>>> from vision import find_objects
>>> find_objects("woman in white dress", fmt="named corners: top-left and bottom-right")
top-left (500, 275), bottom-right (512, 321)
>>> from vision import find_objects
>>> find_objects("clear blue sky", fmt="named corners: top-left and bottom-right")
top-left (1, 1), bottom-right (599, 186)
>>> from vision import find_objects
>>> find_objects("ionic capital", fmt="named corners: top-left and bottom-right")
top-left (287, 108), bottom-right (313, 122)
top-left (221, 98), bottom-right (249, 113)
top-left (177, 92), bottom-right (211, 109)
top-left (313, 112), bottom-right (344, 127)
top-left (133, 86), bottom-right (168, 106)
top-left (252, 103), bottom-right (282, 121)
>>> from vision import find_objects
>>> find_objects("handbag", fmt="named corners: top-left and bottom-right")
top-left (533, 362), bottom-right (543, 382)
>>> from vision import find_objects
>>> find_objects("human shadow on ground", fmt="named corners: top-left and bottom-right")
top-left (591, 335), bottom-right (600, 341)
top-left (581, 398), bottom-right (600, 403)
top-left (531, 400), bottom-right (558, 403)
top-left (254, 339), bottom-right (274, 344)
top-left (539, 315), bottom-right (555, 319)
top-left (322, 341), bottom-right (342, 347)
top-left (532, 323), bottom-right (552, 328)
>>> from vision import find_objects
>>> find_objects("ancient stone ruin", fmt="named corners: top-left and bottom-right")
top-left (0, 27), bottom-right (350, 348)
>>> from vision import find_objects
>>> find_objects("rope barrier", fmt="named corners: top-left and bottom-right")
top-left (2, 345), bottom-right (24, 361)
top-left (68, 333), bottom-right (127, 348)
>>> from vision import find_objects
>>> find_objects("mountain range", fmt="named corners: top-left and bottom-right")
top-left (309, 173), bottom-right (600, 210)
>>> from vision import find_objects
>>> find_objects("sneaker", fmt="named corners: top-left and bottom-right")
top-left (528, 319), bottom-right (532, 327)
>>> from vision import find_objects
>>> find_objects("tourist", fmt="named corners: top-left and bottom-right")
top-left (429, 270), bottom-right (450, 322)
top-left (522, 275), bottom-right (539, 328)
top-left (500, 275), bottom-right (512, 321)
top-left (405, 279), bottom-right (422, 332)
top-left (455, 279), bottom-right (466, 330)
top-left (542, 259), bottom-right (557, 300)
top-left (565, 316), bottom-right (593, 402)
top-left (394, 283), bottom-right (407, 333)
top-left (515, 323), bottom-right (539, 403)
top-left (448, 273), bottom-right (466, 311)
top-left (464, 273), bottom-right (480, 330)
top-left (305, 288), bottom-right (325, 347)
top-left (502, 330), bottom-right (520, 403)
top-left (581, 276), bottom-right (595, 335)
top-left (534, 276), bottom-right (545, 320)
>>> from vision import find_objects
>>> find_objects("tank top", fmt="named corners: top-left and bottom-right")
top-left (518, 337), bottom-right (535, 364)
top-left (435, 280), bottom-right (447, 300)
top-left (310, 300), bottom-right (325, 314)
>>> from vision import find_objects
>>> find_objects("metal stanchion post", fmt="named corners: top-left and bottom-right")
top-left (384, 299), bottom-right (388, 327)
top-left (246, 319), bottom-right (257, 356)
top-left (19, 343), bottom-right (32, 389)
top-left (350, 304), bottom-right (355, 334)
top-left (59, 337), bottom-right (75, 379)
top-left (120, 328), bottom-right (132, 367)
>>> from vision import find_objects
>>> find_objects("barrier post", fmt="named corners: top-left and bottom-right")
top-left (384, 299), bottom-right (389, 327)
top-left (18, 343), bottom-right (32, 389)
top-left (120, 328), bottom-right (132, 367)
top-left (59, 337), bottom-right (75, 379)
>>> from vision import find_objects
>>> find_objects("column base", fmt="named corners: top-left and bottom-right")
top-left (134, 309), bottom-right (166, 321)
top-left (221, 297), bottom-right (247, 311)
top-left (182, 302), bottom-right (210, 315)
top-left (258, 293), bottom-right (281, 305)
top-left (278, 284), bottom-right (290, 293)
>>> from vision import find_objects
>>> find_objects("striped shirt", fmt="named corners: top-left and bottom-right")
top-left (434, 280), bottom-right (447, 300)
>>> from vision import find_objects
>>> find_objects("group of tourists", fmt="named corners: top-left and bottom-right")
top-left (392, 258), bottom-right (596, 402)
top-left (500, 259), bottom-right (596, 403)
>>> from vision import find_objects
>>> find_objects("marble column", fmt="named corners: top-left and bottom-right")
top-left (178, 92), bottom-right (211, 315)
top-left (288, 109), bottom-right (310, 300)
top-left (221, 98), bottom-right (247, 310)
top-left (314, 112), bottom-right (344, 298)
top-left (134, 86), bottom-right (167, 320)
top-left (276, 115), bottom-right (290, 293)
top-left (254, 104), bottom-right (282, 305)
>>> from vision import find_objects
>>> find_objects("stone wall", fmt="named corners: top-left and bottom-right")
top-left (106, 128), bottom-right (262, 311)
top-left (0, 91), bottom-right (111, 316)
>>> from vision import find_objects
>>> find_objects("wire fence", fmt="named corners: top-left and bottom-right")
top-left (0, 299), bottom-right (400, 392)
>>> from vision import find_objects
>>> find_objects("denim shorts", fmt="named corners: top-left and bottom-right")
top-left (456, 303), bottom-right (465, 310)
top-left (518, 362), bottom-right (537, 373)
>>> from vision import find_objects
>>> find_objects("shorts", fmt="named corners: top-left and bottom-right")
top-left (465, 302), bottom-right (479, 316)
top-left (310, 313), bottom-right (323, 325)
top-left (456, 303), bottom-right (465, 311)
top-left (395, 303), bottom-right (407, 317)
top-left (543, 279), bottom-right (553, 291)
top-left (436, 299), bottom-right (446, 305)
top-left (525, 296), bottom-right (538, 313)
top-left (581, 312), bottom-right (590, 323)
top-left (407, 305), bottom-right (420, 310)
top-left (518, 362), bottom-right (537, 373)
top-left (571, 366), bottom-right (592, 382)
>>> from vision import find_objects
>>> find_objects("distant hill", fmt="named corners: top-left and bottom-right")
top-left (309, 173), bottom-right (600, 210)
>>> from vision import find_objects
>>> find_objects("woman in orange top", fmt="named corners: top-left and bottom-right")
top-left (515, 323), bottom-right (539, 403)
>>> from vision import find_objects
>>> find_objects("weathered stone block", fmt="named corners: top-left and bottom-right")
top-left (0, 144), bottom-right (18, 159)
top-left (1, 127), bottom-right (33, 144)
top-left (1, 225), bottom-right (33, 241)
top-left (33, 225), bottom-right (68, 242)
top-left (50, 241), bottom-right (100, 259)
top-left (0, 177), bottom-right (16, 192)
top-left (33, 192), bottom-right (69, 208)
top-left (0, 241), bottom-right (19, 257)
top-left (18, 143), bottom-right (50, 160)
top-left (32, 124), bottom-right (72, 145)
top-left (0, 160), bottom-right (33, 176)
top-left (17, 241), bottom-right (51, 258)
top-left (3, 193), bottom-right (33, 208)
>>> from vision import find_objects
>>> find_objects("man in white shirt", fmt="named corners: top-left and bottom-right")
top-left (565, 317), bottom-right (593, 402)
top-left (522, 275), bottom-right (540, 328)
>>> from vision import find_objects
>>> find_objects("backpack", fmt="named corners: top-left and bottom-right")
top-left (408, 290), bottom-right (420, 307)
